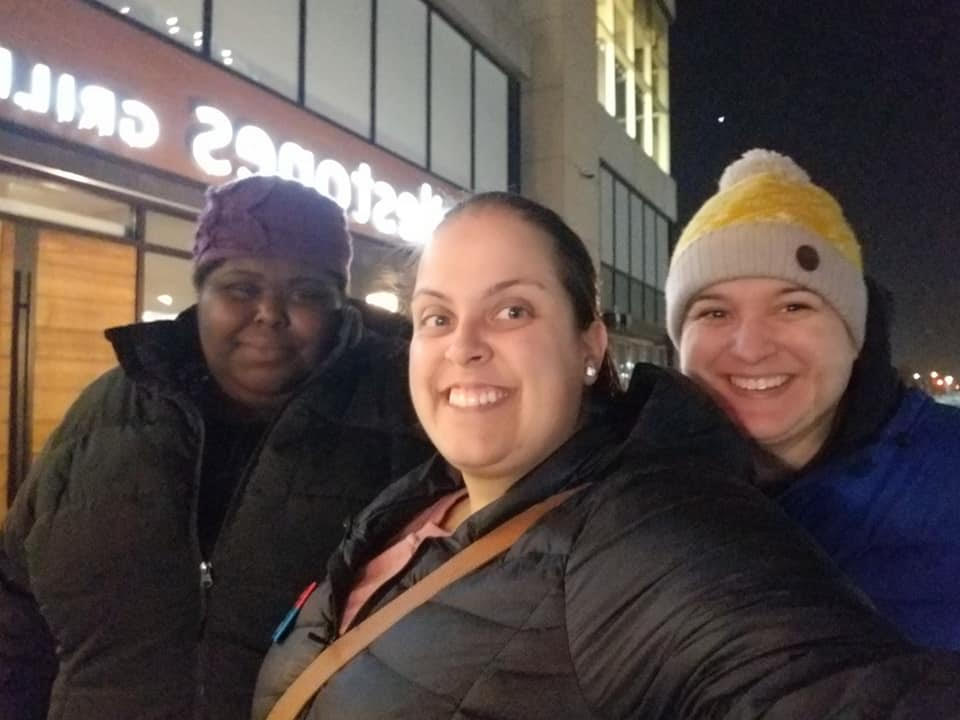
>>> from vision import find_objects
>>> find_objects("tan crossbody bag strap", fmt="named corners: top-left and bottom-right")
top-left (265, 485), bottom-right (585, 720)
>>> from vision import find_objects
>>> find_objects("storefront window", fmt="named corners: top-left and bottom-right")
top-left (145, 210), bottom-right (194, 253)
top-left (350, 235), bottom-right (416, 315)
top-left (305, 0), bottom-right (372, 137)
top-left (142, 252), bottom-right (194, 322)
top-left (94, 1), bottom-right (204, 51)
top-left (473, 53), bottom-right (509, 192)
top-left (430, 15), bottom-right (472, 188)
top-left (213, 0), bottom-right (299, 100)
top-left (0, 174), bottom-right (133, 238)
top-left (375, 0), bottom-right (428, 165)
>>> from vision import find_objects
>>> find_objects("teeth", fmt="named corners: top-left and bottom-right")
top-left (730, 375), bottom-right (789, 391)
top-left (448, 386), bottom-right (509, 408)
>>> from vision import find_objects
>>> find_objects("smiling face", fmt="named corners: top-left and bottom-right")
top-left (409, 207), bottom-right (607, 495)
top-left (197, 256), bottom-right (343, 412)
top-left (678, 277), bottom-right (858, 468)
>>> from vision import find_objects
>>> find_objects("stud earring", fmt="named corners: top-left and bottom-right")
top-left (585, 363), bottom-right (598, 381)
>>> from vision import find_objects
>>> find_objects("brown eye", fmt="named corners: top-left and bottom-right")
top-left (420, 313), bottom-right (450, 328)
top-left (223, 283), bottom-right (259, 300)
top-left (692, 307), bottom-right (726, 321)
top-left (494, 305), bottom-right (530, 321)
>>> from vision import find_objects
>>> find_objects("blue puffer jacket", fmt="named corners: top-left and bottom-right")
top-left (779, 389), bottom-right (960, 650)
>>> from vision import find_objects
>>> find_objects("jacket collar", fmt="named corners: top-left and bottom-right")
top-left (805, 277), bottom-right (905, 469)
top-left (103, 302), bottom-right (370, 398)
top-left (330, 363), bottom-right (751, 590)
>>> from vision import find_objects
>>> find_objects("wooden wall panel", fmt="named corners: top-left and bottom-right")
top-left (0, 222), bottom-right (13, 521)
top-left (31, 231), bottom-right (134, 457)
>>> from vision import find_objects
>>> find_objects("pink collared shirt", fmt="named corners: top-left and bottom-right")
top-left (339, 488), bottom-right (468, 634)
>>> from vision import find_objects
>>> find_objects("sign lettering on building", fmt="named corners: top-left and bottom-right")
top-left (0, 45), bottom-right (448, 243)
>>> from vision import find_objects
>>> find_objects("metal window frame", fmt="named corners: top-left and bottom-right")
top-left (80, 0), bottom-right (519, 194)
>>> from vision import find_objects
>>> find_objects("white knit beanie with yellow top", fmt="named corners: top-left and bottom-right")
top-left (666, 148), bottom-right (867, 350)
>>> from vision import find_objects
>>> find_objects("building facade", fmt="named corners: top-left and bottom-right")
top-left (0, 0), bottom-right (675, 518)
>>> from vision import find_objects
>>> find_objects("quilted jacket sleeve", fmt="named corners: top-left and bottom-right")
top-left (0, 479), bottom-right (58, 720)
top-left (0, 369), bottom-right (122, 720)
top-left (564, 466), bottom-right (960, 719)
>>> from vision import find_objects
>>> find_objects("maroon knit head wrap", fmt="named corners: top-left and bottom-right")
top-left (193, 175), bottom-right (353, 289)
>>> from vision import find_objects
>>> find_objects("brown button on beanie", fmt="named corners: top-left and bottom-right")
top-left (193, 175), bottom-right (353, 290)
top-left (665, 149), bottom-right (867, 350)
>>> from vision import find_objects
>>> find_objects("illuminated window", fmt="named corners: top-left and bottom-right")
top-left (375, 0), bottom-right (428, 164)
top-left (95, 1), bottom-right (203, 51)
top-left (596, 0), bottom-right (670, 173)
top-left (141, 252), bottom-right (193, 322)
top-left (305, 0), bottom-right (373, 137)
top-left (213, 0), bottom-right (300, 100)
top-left (430, 14), bottom-right (472, 188)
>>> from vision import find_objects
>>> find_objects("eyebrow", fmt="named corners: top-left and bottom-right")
top-left (690, 285), bottom-right (814, 304)
top-left (217, 269), bottom-right (338, 285)
top-left (412, 278), bottom-right (546, 302)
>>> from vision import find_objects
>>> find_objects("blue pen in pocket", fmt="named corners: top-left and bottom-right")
top-left (272, 580), bottom-right (319, 644)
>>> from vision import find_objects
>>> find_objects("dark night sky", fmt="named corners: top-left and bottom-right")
top-left (670, 0), bottom-right (960, 375)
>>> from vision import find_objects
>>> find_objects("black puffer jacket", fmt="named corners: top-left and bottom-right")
top-left (0, 302), bottom-right (432, 720)
top-left (254, 364), bottom-right (960, 720)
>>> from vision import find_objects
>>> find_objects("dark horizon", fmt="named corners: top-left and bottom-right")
top-left (671, 0), bottom-right (960, 377)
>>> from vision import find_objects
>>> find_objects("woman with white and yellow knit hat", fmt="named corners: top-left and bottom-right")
top-left (667, 148), bottom-right (960, 651)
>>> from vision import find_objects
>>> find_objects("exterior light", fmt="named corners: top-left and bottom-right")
top-left (946, 375), bottom-right (955, 387)
top-left (912, 373), bottom-right (921, 380)
top-left (168, 26), bottom-right (180, 35)
top-left (365, 291), bottom-right (400, 313)
top-left (931, 371), bottom-right (939, 379)
top-left (165, 17), bottom-right (179, 26)
top-left (936, 378), bottom-right (944, 387)
top-left (157, 294), bottom-right (173, 306)
top-left (119, 6), bottom-right (130, 14)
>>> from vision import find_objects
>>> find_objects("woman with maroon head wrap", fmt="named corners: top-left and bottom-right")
top-left (0, 176), bottom-right (432, 720)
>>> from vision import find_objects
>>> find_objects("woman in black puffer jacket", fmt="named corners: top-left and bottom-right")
top-left (254, 193), bottom-right (960, 720)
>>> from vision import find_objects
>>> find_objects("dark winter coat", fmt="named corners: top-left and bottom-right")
top-left (0, 302), bottom-right (432, 720)
top-left (774, 279), bottom-right (960, 650)
top-left (253, 364), bottom-right (960, 720)
top-left (781, 389), bottom-right (960, 651)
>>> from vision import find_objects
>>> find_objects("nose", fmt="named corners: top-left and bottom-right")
top-left (254, 291), bottom-right (289, 328)
top-left (444, 319), bottom-right (492, 366)
top-left (730, 315), bottom-right (776, 363)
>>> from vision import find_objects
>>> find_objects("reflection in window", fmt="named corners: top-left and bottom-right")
top-left (145, 211), bottom-right (195, 253)
top-left (430, 15), bottom-right (472, 188)
top-left (596, 0), bottom-right (671, 172)
top-left (94, 0), bottom-right (204, 51)
top-left (306, 0), bottom-right (372, 136)
top-left (0, 174), bottom-right (132, 238)
top-left (142, 252), bottom-right (194, 322)
top-left (474, 53), bottom-right (509, 191)
top-left (375, 0), bottom-right (427, 164)
top-left (213, 0), bottom-right (299, 99)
